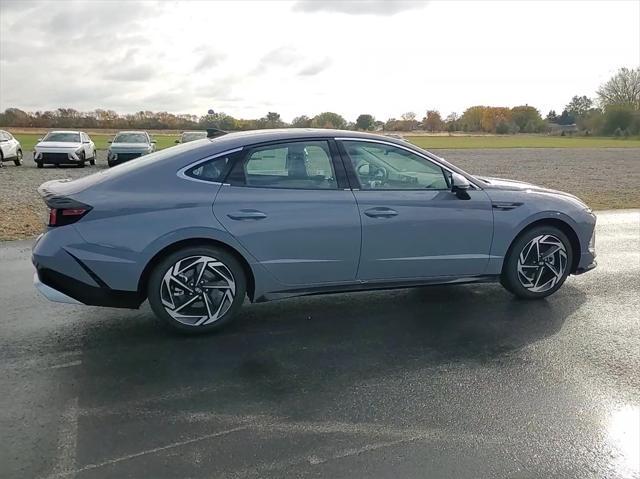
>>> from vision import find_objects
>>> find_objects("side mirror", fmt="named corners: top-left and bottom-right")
top-left (37, 138), bottom-right (43, 142)
top-left (451, 172), bottom-right (471, 199)
top-left (150, 140), bottom-right (156, 143)
top-left (108, 140), bottom-right (113, 143)
top-left (174, 139), bottom-right (180, 144)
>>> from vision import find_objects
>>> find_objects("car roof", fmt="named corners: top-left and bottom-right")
top-left (48, 130), bottom-right (82, 134)
top-left (115, 131), bottom-right (148, 134)
top-left (205, 128), bottom-right (405, 149)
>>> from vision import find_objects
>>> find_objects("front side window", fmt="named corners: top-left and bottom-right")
top-left (44, 132), bottom-right (80, 143)
top-left (229, 141), bottom-right (337, 190)
top-left (342, 141), bottom-right (449, 190)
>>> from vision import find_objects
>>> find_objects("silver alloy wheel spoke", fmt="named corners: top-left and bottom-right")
top-left (160, 255), bottom-right (236, 326)
top-left (517, 234), bottom-right (567, 293)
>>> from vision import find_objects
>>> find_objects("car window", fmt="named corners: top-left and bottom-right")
top-left (342, 141), bottom-right (449, 190)
top-left (0, 131), bottom-right (8, 141)
top-left (114, 133), bottom-right (148, 143)
top-left (184, 153), bottom-right (239, 182)
top-left (44, 132), bottom-right (80, 143)
top-left (229, 141), bottom-right (337, 190)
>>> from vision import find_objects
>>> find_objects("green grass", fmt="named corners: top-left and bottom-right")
top-left (406, 135), bottom-right (640, 149)
top-left (13, 133), bottom-right (179, 151)
top-left (11, 132), bottom-right (640, 152)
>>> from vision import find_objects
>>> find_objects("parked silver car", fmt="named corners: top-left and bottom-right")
top-left (34, 131), bottom-right (97, 168)
top-left (32, 129), bottom-right (596, 334)
top-left (0, 129), bottom-right (23, 167)
top-left (107, 131), bottom-right (156, 167)
top-left (176, 131), bottom-right (208, 143)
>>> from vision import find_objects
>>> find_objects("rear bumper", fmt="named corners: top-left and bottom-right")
top-left (32, 263), bottom-right (143, 309)
top-left (33, 272), bottom-right (81, 304)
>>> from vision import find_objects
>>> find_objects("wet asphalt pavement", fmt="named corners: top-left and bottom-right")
top-left (0, 210), bottom-right (638, 479)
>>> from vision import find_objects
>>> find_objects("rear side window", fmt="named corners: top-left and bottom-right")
top-left (184, 152), bottom-right (239, 182)
top-left (228, 140), bottom-right (337, 190)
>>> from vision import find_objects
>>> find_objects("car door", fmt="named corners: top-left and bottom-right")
top-left (0, 131), bottom-right (8, 157)
top-left (213, 139), bottom-right (361, 286)
top-left (338, 139), bottom-right (494, 281)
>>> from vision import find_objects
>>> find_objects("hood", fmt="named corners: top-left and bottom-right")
top-left (478, 176), bottom-right (589, 208)
top-left (109, 142), bottom-right (151, 151)
top-left (35, 141), bottom-right (82, 150)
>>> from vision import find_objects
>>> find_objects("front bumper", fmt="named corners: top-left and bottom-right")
top-left (35, 151), bottom-right (83, 164)
top-left (107, 151), bottom-right (145, 165)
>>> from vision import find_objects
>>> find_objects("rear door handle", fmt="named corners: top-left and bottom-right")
top-left (364, 207), bottom-right (399, 218)
top-left (227, 210), bottom-right (268, 220)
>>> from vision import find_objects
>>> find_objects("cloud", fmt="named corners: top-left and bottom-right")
top-left (292, 0), bottom-right (428, 15)
top-left (103, 65), bottom-right (155, 82)
top-left (298, 57), bottom-right (332, 76)
top-left (193, 51), bottom-right (226, 72)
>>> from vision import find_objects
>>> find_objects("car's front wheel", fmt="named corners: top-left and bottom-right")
top-left (147, 246), bottom-right (246, 333)
top-left (14, 149), bottom-right (23, 166)
top-left (89, 150), bottom-right (96, 166)
top-left (501, 225), bottom-right (572, 299)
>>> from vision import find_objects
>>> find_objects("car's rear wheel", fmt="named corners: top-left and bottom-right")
top-left (147, 246), bottom-right (246, 334)
top-left (14, 149), bottom-right (23, 166)
top-left (501, 225), bottom-right (572, 299)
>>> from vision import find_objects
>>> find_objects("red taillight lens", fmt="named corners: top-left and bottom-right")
top-left (48, 208), bottom-right (89, 226)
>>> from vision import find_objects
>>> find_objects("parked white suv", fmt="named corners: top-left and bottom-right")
top-left (0, 130), bottom-right (23, 167)
top-left (34, 131), bottom-right (97, 168)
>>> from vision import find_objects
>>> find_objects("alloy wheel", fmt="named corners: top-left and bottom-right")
top-left (160, 255), bottom-right (236, 326)
top-left (517, 234), bottom-right (568, 293)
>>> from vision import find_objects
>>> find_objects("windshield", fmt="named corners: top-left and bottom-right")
top-left (182, 132), bottom-right (207, 142)
top-left (113, 133), bottom-right (148, 143)
top-left (43, 132), bottom-right (80, 143)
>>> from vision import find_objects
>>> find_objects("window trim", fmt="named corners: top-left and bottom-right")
top-left (176, 147), bottom-right (244, 185)
top-left (335, 137), bottom-right (481, 191)
top-left (227, 139), bottom-right (344, 191)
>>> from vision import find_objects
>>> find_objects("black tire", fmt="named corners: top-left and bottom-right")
top-left (501, 225), bottom-right (572, 299)
top-left (107, 160), bottom-right (114, 168)
top-left (90, 150), bottom-right (96, 165)
top-left (78, 152), bottom-right (86, 168)
top-left (147, 245), bottom-right (247, 334)
top-left (36, 161), bottom-right (43, 168)
top-left (14, 149), bottom-right (23, 166)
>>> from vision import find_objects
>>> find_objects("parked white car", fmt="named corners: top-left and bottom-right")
top-left (34, 131), bottom-right (97, 168)
top-left (0, 129), bottom-right (23, 167)
top-left (107, 131), bottom-right (155, 167)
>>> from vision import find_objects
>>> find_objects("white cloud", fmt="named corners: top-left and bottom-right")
top-left (0, 0), bottom-right (638, 122)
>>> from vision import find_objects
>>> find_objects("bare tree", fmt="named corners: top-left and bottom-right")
top-left (597, 67), bottom-right (640, 109)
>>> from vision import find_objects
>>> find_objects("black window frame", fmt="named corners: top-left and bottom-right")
top-left (336, 139), bottom-right (452, 191)
top-left (224, 138), bottom-right (349, 190)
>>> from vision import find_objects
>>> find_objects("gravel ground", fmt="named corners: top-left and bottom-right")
top-left (1, 148), bottom-right (639, 240)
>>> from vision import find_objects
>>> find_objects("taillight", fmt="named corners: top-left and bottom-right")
top-left (48, 207), bottom-right (90, 226)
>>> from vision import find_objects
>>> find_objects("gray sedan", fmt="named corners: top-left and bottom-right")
top-left (32, 129), bottom-right (596, 334)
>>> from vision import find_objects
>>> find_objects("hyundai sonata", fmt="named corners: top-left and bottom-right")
top-left (32, 129), bottom-right (596, 333)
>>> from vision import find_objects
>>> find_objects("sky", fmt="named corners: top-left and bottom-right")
top-left (0, 0), bottom-right (639, 122)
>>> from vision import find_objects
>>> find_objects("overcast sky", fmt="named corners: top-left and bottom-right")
top-left (0, 0), bottom-right (638, 121)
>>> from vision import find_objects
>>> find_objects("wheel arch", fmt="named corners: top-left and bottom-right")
top-left (137, 238), bottom-right (256, 302)
top-left (504, 217), bottom-right (581, 274)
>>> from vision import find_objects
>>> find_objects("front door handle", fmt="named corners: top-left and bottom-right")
top-left (227, 209), bottom-right (268, 220)
top-left (364, 207), bottom-right (399, 218)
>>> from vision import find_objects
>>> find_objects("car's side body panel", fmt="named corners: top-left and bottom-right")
top-left (214, 185), bottom-right (361, 285)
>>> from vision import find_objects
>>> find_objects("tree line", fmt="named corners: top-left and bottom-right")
top-left (1, 67), bottom-right (638, 136)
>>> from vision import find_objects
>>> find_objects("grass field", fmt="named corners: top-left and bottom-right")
top-left (9, 132), bottom-right (640, 152)
top-left (407, 135), bottom-right (640, 149)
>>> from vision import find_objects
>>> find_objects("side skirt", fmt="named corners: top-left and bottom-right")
top-left (256, 275), bottom-right (499, 302)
